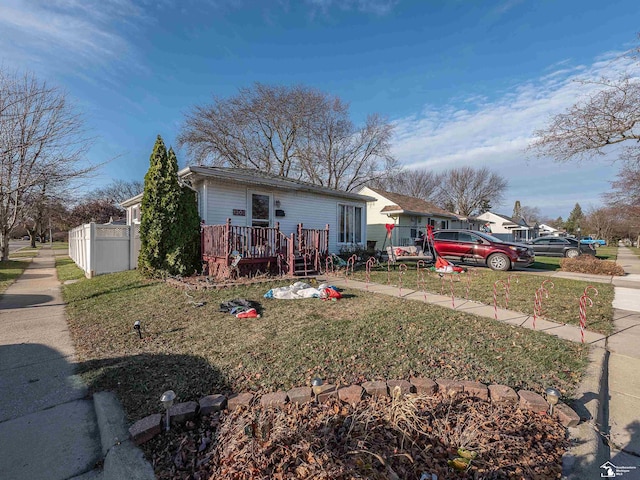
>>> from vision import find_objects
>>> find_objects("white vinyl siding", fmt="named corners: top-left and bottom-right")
top-left (199, 178), bottom-right (367, 254)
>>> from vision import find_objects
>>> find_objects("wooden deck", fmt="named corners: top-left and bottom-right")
top-left (201, 220), bottom-right (329, 280)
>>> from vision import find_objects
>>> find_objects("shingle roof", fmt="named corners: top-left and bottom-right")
top-left (180, 166), bottom-right (375, 202)
top-left (367, 187), bottom-right (457, 218)
top-left (494, 213), bottom-right (530, 228)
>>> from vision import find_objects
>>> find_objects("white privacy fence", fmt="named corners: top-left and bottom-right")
top-left (69, 223), bottom-right (140, 277)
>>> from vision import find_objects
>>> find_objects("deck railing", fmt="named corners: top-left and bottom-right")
top-left (201, 220), bottom-right (329, 276)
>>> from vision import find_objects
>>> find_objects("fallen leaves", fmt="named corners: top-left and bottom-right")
top-left (142, 392), bottom-right (568, 479)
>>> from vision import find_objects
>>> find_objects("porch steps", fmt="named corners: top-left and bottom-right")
top-left (293, 256), bottom-right (319, 276)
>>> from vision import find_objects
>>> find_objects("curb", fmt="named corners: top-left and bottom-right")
top-left (562, 347), bottom-right (609, 479)
top-left (93, 392), bottom-right (156, 480)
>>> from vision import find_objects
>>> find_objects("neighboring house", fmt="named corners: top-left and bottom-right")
top-left (358, 187), bottom-right (459, 248)
top-left (476, 212), bottom-right (533, 242)
top-left (450, 213), bottom-right (485, 231)
top-left (124, 166), bottom-right (374, 255)
top-left (121, 194), bottom-right (142, 225)
top-left (538, 223), bottom-right (561, 236)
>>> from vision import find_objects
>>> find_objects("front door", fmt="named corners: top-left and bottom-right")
top-left (250, 193), bottom-right (271, 228)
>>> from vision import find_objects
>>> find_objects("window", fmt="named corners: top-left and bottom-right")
top-left (338, 204), bottom-right (363, 243)
top-left (410, 216), bottom-right (420, 238)
top-left (458, 232), bottom-right (474, 243)
top-left (435, 231), bottom-right (457, 241)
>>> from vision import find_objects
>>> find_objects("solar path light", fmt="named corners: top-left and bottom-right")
top-left (160, 390), bottom-right (176, 431)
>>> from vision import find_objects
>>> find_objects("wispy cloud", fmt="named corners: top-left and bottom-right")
top-left (0, 0), bottom-right (148, 77)
top-left (391, 50), bottom-right (639, 216)
top-left (305, 0), bottom-right (398, 17)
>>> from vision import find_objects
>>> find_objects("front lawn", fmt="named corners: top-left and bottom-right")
top-left (351, 265), bottom-right (614, 335)
top-left (55, 256), bottom-right (86, 282)
top-left (0, 260), bottom-right (29, 294)
top-left (62, 270), bottom-right (589, 422)
top-left (594, 245), bottom-right (617, 260)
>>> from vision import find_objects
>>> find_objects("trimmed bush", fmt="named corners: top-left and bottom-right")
top-left (560, 255), bottom-right (624, 276)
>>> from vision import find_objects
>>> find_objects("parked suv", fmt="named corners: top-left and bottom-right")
top-left (432, 229), bottom-right (534, 271)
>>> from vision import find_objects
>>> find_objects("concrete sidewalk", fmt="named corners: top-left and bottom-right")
top-left (0, 247), bottom-right (102, 480)
top-left (607, 247), bottom-right (640, 478)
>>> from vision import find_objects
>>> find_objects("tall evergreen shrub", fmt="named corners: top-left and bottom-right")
top-left (166, 148), bottom-right (201, 275)
top-left (138, 136), bottom-right (181, 277)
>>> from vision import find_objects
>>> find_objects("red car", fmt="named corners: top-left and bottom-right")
top-left (432, 229), bottom-right (535, 271)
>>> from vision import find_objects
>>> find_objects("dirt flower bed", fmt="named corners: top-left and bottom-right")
top-left (143, 392), bottom-right (567, 480)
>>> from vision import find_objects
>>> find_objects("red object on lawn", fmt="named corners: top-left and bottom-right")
top-left (236, 308), bottom-right (260, 319)
top-left (435, 257), bottom-right (451, 270)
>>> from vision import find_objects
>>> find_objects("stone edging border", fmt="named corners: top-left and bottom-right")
top-left (129, 377), bottom-right (580, 446)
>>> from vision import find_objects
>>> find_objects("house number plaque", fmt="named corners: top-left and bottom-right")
top-left (233, 209), bottom-right (246, 216)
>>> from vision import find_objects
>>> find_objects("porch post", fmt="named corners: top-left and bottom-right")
top-left (225, 218), bottom-right (232, 263)
top-left (324, 224), bottom-right (330, 254)
top-left (275, 221), bottom-right (281, 253)
top-left (289, 232), bottom-right (295, 276)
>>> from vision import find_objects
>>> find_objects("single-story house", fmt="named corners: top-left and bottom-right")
top-left (358, 187), bottom-right (464, 249)
top-left (475, 212), bottom-right (534, 242)
top-left (121, 166), bottom-right (375, 276)
top-left (538, 223), bottom-right (561, 236)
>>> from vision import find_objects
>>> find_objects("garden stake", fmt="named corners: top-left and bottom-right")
top-left (325, 255), bottom-right (334, 276)
top-left (439, 273), bottom-right (445, 296)
top-left (450, 274), bottom-right (455, 308)
top-left (398, 263), bottom-right (407, 297)
top-left (505, 274), bottom-right (519, 309)
top-left (387, 260), bottom-right (392, 285)
top-left (345, 255), bottom-right (356, 283)
top-left (350, 254), bottom-right (358, 274)
top-left (493, 279), bottom-right (507, 320)
top-left (465, 270), bottom-right (473, 300)
top-left (579, 286), bottom-right (599, 343)
top-left (416, 260), bottom-right (428, 301)
top-left (532, 280), bottom-right (554, 329)
top-left (365, 257), bottom-right (376, 290)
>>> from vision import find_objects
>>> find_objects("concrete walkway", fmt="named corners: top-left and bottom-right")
top-left (607, 248), bottom-right (640, 478)
top-left (327, 247), bottom-right (640, 478)
top-left (0, 247), bottom-right (102, 480)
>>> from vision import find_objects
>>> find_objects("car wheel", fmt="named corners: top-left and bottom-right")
top-left (488, 253), bottom-right (511, 271)
top-left (566, 249), bottom-right (579, 258)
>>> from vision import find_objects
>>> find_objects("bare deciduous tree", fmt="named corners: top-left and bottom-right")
top-left (84, 179), bottom-right (144, 205)
top-left (605, 160), bottom-right (640, 220)
top-left (583, 206), bottom-right (620, 242)
top-left (0, 70), bottom-right (93, 261)
top-left (372, 167), bottom-right (441, 202)
top-left (434, 167), bottom-right (508, 217)
top-left (530, 76), bottom-right (640, 163)
top-left (520, 205), bottom-right (541, 225)
top-left (178, 83), bottom-right (395, 191)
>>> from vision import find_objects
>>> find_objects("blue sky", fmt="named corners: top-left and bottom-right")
top-left (2, 0), bottom-right (639, 219)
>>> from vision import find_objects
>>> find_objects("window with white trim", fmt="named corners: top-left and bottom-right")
top-left (338, 204), bottom-right (363, 244)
